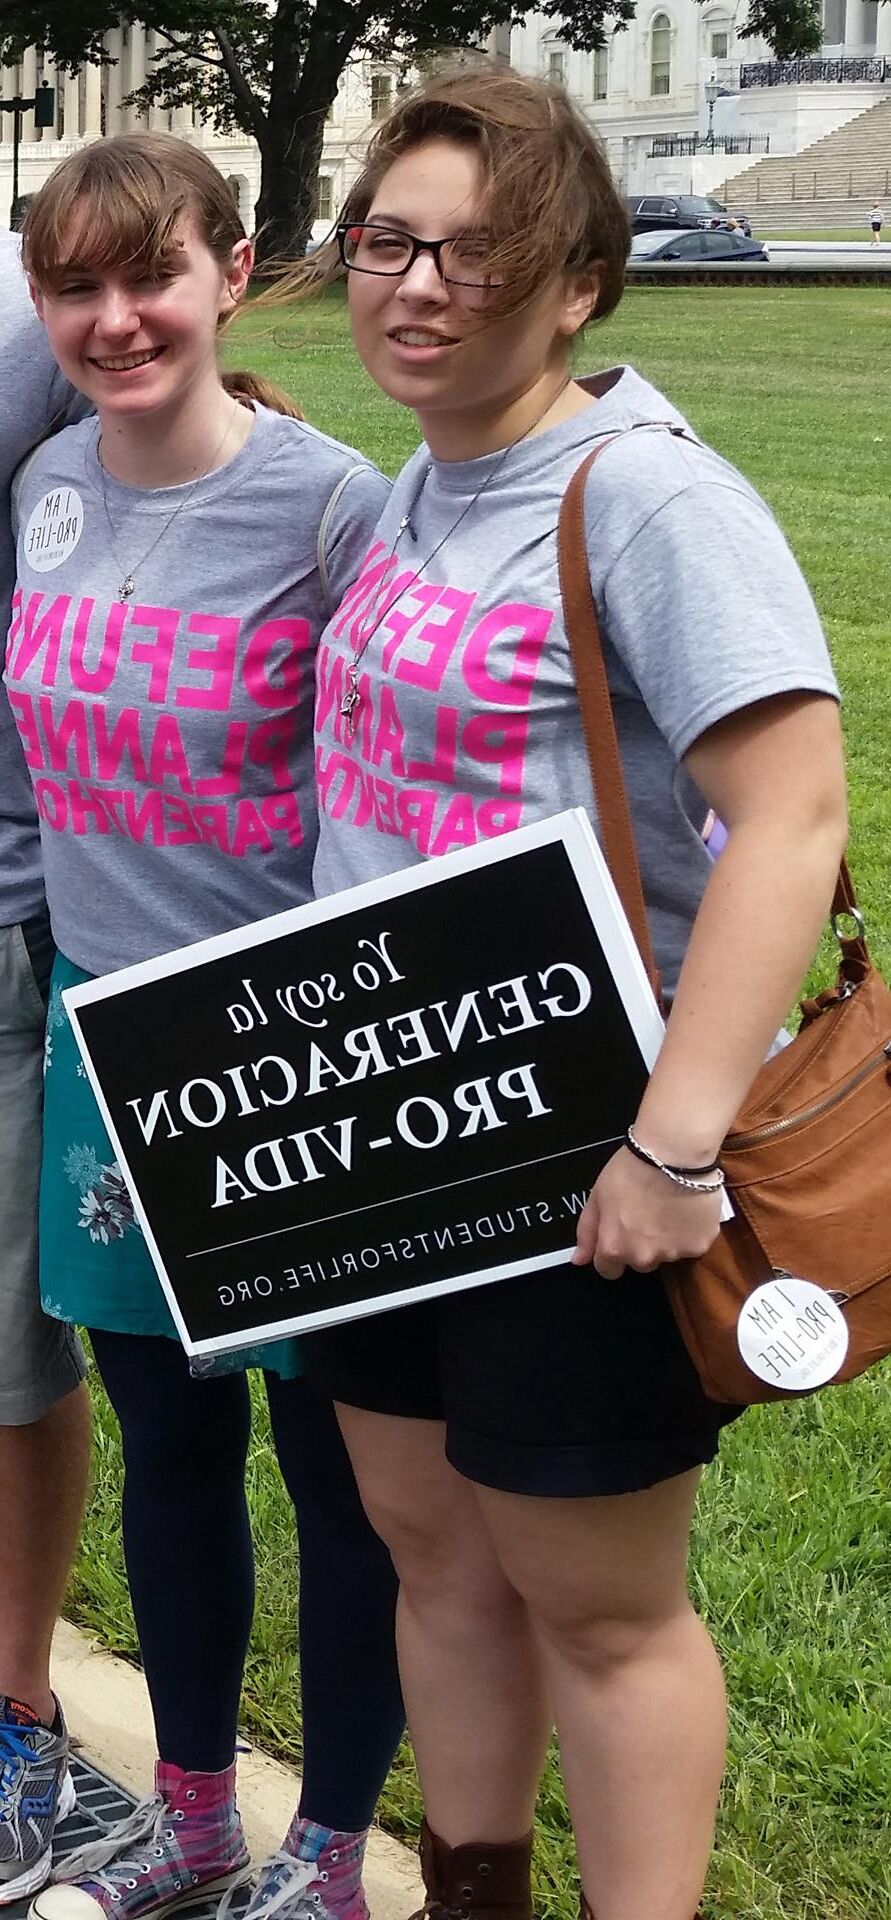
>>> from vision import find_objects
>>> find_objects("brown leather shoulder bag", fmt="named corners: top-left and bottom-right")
top-left (558, 435), bottom-right (891, 1405)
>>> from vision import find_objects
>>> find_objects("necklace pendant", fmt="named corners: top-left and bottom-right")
top-left (119, 575), bottom-right (135, 600)
top-left (340, 666), bottom-right (362, 738)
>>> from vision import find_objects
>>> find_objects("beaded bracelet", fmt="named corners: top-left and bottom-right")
top-left (625, 1124), bottom-right (725, 1194)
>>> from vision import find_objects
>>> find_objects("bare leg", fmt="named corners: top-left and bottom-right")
top-left (477, 1470), bottom-right (724, 1920)
top-left (335, 1407), bottom-right (551, 1844)
top-left (0, 1383), bottom-right (91, 1723)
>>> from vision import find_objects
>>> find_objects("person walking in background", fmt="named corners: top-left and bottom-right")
top-left (869, 203), bottom-right (884, 244)
top-left (9, 134), bottom-right (404, 1920)
top-left (0, 226), bottom-right (91, 1910)
top-left (278, 62), bottom-right (847, 1920)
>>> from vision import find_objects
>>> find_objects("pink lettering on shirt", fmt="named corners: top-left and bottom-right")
top-left (461, 603), bottom-right (552, 705)
top-left (388, 587), bottom-right (476, 689)
top-left (69, 600), bottom-right (125, 694)
top-left (129, 605), bottom-right (181, 703)
top-left (9, 593), bottom-right (70, 688)
top-left (315, 562), bottom-right (557, 860)
top-left (242, 618), bottom-right (311, 709)
top-left (176, 615), bottom-right (240, 711)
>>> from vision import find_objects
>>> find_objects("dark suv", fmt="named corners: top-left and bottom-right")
top-left (625, 194), bottom-right (752, 237)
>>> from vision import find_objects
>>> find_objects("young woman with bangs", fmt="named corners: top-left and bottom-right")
top-left (279, 64), bottom-right (848, 1920)
top-left (6, 133), bottom-right (405, 1920)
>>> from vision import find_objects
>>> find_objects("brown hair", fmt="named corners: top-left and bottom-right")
top-left (23, 132), bottom-right (302, 418)
top-left (270, 62), bottom-right (629, 326)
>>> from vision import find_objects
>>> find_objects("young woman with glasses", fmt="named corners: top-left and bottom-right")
top-left (275, 62), bottom-right (847, 1920)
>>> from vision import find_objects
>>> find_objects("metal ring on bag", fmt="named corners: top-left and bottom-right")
top-left (831, 906), bottom-right (866, 944)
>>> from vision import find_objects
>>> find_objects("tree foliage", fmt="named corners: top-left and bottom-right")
top-left (0, 0), bottom-right (853, 257)
top-left (736, 0), bottom-right (823, 59)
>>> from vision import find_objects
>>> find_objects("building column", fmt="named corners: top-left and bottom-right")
top-left (145, 32), bottom-right (166, 129)
top-left (105, 28), bottom-right (124, 136)
top-left (20, 44), bottom-right (37, 142)
top-left (125, 22), bottom-right (147, 128)
top-left (844, 0), bottom-right (869, 45)
top-left (62, 69), bottom-right (80, 141)
top-left (876, 0), bottom-right (891, 56)
top-left (83, 60), bottom-right (102, 138)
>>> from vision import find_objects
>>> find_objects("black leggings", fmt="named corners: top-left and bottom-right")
top-left (88, 1330), bottom-right (404, 1832)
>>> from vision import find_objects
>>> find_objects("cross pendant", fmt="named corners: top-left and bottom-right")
top-left (340, 668), bottom-right (361, 737)
top-left (119, 575), bottom-right (135, 600)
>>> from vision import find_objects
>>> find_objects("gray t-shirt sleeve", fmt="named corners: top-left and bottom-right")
top-left (322, 464), bottom-right (392, 613)
top-left (591, 455), bottom-right (839, 760)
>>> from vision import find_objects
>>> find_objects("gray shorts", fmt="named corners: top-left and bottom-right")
top-left (0, 912), bottom-right (87, 1423)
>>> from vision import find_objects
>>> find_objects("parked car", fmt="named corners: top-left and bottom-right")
top-left (627, 227), bottom-right (768, 267)
top-left (625, 193), bottom-right (752, 237)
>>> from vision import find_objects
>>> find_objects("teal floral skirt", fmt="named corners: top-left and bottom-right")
top-left (40, 953), bottom-right (302, 1378)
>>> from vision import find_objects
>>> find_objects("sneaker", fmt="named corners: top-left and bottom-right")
top-left (0, 1695), bottom-right (76, 1905)
top-left (223, 1826), bottom-right (371, 1920)
top-left (219, 1855), bottom-right (324, 1920)
top-left (29, 1762), bottom-right (248, 1920)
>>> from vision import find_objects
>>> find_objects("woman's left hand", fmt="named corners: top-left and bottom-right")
top-left (571, 1145), bottom-right (723, 1279)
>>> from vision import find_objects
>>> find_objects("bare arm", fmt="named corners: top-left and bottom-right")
top-left (573, 690), bottom-right (848, 1278)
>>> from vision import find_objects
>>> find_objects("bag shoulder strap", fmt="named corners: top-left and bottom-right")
top-left (317, 464), bottom-right (371, 615)
top-left (557, 433), bottom-right (661, 992)
top-left (556, 427), bottom-right (867, 995)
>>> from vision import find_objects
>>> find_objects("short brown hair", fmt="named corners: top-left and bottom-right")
top-left (23, 133), bottom-right (303, 419)
top-left (273, 62), bottom-right (629, 325)
top-left (23, 132), bottom-right (246, 297)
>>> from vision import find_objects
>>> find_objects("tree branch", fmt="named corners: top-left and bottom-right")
top-left (150, 27), bottom-right (224, 68)
top-left (211, 22), bottom-right (267, 143)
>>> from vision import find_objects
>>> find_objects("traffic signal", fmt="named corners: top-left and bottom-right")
top-left (34, 81), bottom-right (55, 129)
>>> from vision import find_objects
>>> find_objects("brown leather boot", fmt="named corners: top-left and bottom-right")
top-left (580, 1901), bottom-right (705, 1920)
top-left (411, 1819), bottom-right (534, 1920)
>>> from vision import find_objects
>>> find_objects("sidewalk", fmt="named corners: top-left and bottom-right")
top-left (52, 1621), bottom-right (424, 1920)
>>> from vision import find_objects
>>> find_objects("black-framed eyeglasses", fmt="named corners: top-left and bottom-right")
top-left (336, 222), bottom-right (500, 290)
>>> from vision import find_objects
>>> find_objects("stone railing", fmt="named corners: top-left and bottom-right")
top-left (740, 55), bottom-right (889, 86)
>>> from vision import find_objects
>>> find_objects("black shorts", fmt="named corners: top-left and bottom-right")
top-left (303, 1260), bottom-right (742, 1498)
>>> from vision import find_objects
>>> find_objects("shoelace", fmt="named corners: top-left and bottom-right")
top-left (218, 1854), bottom-right (320, 1920)
top-left (0, 1760), bottom-right (18, 1823)
top-left (0, 1724), bottom-right (39, 1823)
top-left (52, 1792), bottom-right (170, 1885)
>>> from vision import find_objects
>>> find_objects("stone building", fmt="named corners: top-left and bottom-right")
top-left (2, 9), bottom-right (890, 228)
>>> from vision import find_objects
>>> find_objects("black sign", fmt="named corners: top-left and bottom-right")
top-left (65, 813), bottom-right (663, 1360)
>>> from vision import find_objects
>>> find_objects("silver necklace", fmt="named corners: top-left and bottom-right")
top-left (96, 404), bottom-right (241, 603)
top-left (339, 380), bottom-right (571, 737)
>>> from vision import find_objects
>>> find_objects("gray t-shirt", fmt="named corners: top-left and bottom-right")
top-left (0, 228), bottom-right (86, 926)
top-left (6, 404), bottom-right (390, 973)
top-left (313, 365), bottom-right (839, 997)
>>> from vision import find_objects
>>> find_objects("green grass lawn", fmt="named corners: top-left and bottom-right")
top-left (758, 229), bottom-right (881, 243)
top-left (70, 287), bottom-right (891, 1920)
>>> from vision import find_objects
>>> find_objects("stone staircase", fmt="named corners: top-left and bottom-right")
top-left (721, 94), bottom-right (891, 228)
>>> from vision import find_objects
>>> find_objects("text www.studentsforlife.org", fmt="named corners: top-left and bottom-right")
top-left (216, 1190), bottom-right (589, 1309)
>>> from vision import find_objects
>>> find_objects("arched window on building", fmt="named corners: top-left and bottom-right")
top-left (650, 14), bottom-right (672, 95)
top-left (548, 47), bottom-right (567, 84)
top-left (593, 42), bottom-right (609, 100)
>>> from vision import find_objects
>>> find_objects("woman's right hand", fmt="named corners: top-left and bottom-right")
top-left (571, 1145), bottom-right (723, 1280)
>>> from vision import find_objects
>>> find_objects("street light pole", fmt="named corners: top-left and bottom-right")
top-left (705, 75), bottom-right (719, 152)
top-left (1, 79), bottom-right (55, 219)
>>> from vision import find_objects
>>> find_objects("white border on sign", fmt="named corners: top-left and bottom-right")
top-left (63, 809), bottom-right (668, 1357)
